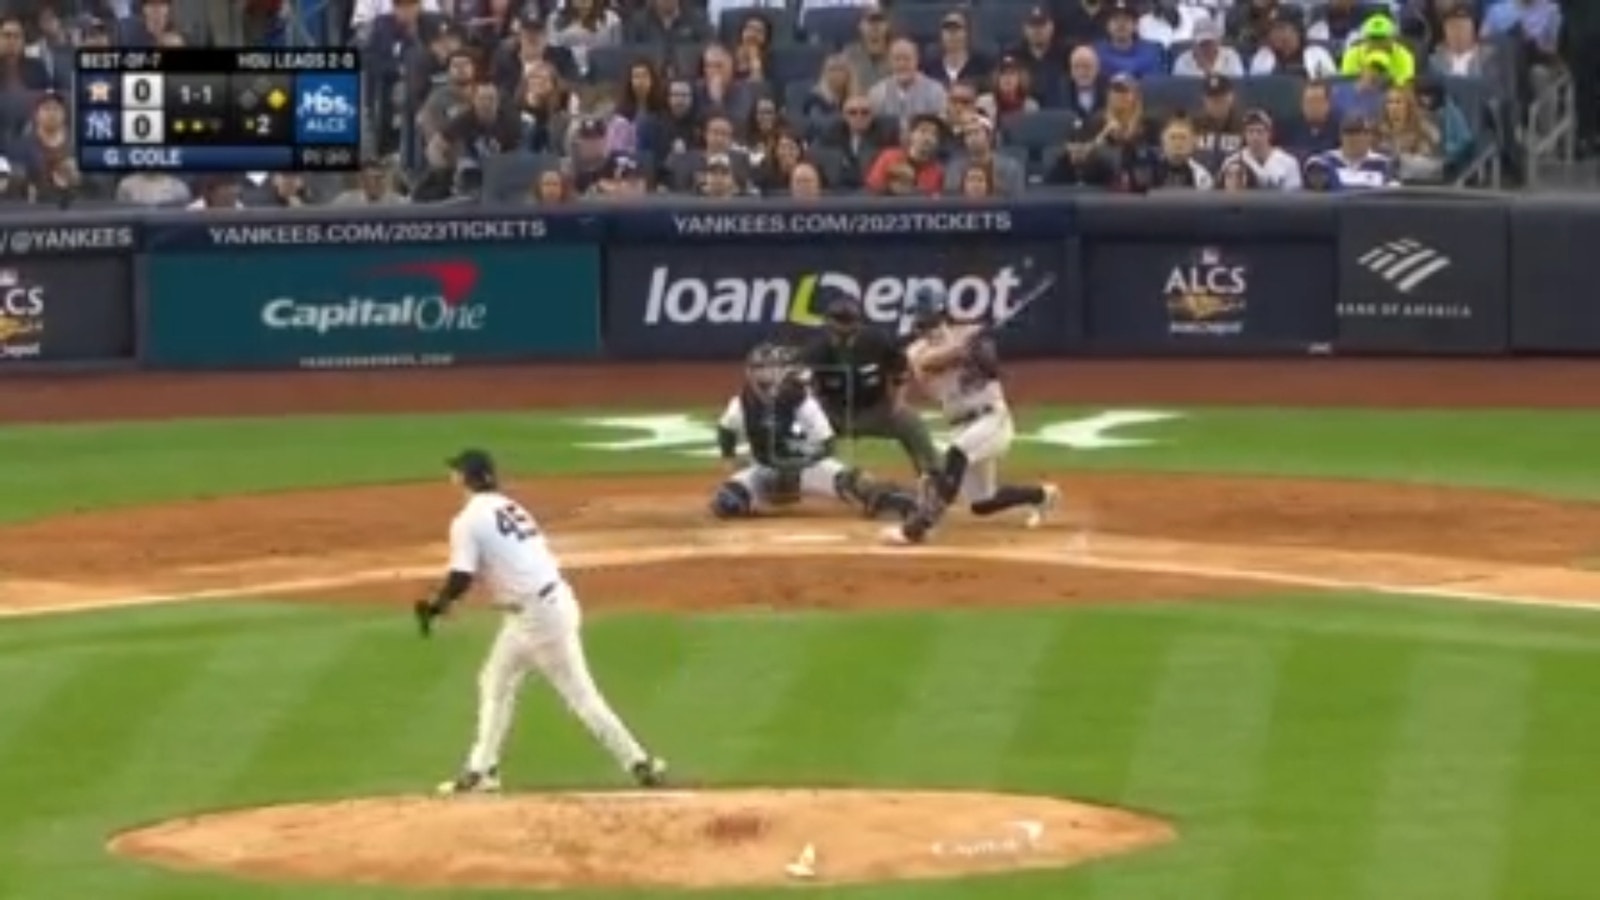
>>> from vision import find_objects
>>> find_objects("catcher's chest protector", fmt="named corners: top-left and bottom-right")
top-left (738, 387), bottom-right (803, 467)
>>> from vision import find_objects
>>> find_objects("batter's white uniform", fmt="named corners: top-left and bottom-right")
top-left (718, 392), bottom-right (851, 507)
top-left (920, 341), bottom-right (1015, 502)
top-left (448, 492), bottom-right (649, 776)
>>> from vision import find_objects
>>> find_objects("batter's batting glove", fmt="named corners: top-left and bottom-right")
top-left (413, 599), bottom-right (444, 638)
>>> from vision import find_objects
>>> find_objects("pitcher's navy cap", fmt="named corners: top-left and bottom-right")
top-left (447, 449), bottom-right (498, 489)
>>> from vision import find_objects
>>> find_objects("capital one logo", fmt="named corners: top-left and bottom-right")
top-left (260, 261), bottom-right (488, 335)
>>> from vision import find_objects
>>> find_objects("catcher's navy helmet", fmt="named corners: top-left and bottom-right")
top-left (910, 283), bottom-right (949, 333)
top-left (447, 448), bottom-right (498, 491)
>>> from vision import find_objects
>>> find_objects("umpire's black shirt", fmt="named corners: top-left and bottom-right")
top-left (800, 326), bottom-right (906, 414)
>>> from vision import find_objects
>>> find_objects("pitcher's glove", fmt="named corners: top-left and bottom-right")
top-left (413, 599), bottom-right (444, 638)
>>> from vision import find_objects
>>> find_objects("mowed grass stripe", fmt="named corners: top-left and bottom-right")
top-left (858, 611), bottom-right (1059, 786)
top-left (1357, 650), bottom-right (1531, 900)
top-left (1226, 633), bottom-right (1411, 900)
top-left (1498, 651), bottom-right (1600, 898)
top-left (1087, 630), bottom-right (1286, 900)
top-left (744, 613), bottom-right (943, 783)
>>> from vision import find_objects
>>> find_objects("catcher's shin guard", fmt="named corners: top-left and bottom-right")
top-left (900, 471), bottom-right (951, 542)
top-left (836, 468), bottom-right (919, 520)
top-left (709, 481), bottom-right (755, 518)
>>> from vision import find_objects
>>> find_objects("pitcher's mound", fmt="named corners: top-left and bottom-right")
top-left (109, 789), bottom-right (1176, 890)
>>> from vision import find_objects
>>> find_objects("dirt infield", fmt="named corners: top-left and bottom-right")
top-left (8, 359), bottom-right (1600, 891)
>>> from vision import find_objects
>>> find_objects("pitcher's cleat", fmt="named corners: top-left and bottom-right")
top-left (1025, 483), bottom-right (1061, 529)
top-left (436, 767), bottom-right (501, 796)
top-left (631, 757), bottom-right (669, 788)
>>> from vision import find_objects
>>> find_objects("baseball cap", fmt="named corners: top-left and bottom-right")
top-left (518, 10), bottom-right (544, 30)
top-left (940, 10), bottom-right (968, 28)
top-left (575, 116), bottom-right (606, 138)
top-left (1107, 0), bottom-right (1135, 17)
top-left (1025, 5), bottom-right (1049, 24)
top-left (1108, 71), bottom-right (1137, 89)
top-left (446, 449), bottom-right (498, 486)
top-left (1443, 2), bottom-right (1473, 17)
top-left (1360, 13), bottom-right (1396, 39)
top-left (861, 6), bottom-right (886, 21)
top-left (1192, 17), bottom-right (1223, 41)
top-left (1341, 112), bottom-right (1372, 132)
top-left (705, 152), bottom-right (733, 171)
top-left (1242, 108), bottom-right (1273, 129)
top-left (1203, 73), bottom-right (1233, 96)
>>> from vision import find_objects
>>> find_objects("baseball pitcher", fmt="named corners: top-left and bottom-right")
top-left (709, 343), bottom-right (919, 520)
top-left (415, 449), bottom-right (668, 794)
top-left (881, 286), bottom-right (1059, 545)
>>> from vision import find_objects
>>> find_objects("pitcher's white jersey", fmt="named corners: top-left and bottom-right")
top-left (924, 332), bottom-right (1007, 422)
top-left (449, 492), bottom-right (564, 604)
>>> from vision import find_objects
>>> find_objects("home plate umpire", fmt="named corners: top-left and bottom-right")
top-left (798, 296), bottom-right (942, 479)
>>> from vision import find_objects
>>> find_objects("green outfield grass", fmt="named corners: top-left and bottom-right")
top-left (3, 406), bottom-right (1600, 899)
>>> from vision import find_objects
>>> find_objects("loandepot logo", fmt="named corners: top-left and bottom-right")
top-left (260, 261), bottom-right (487, 334)
top-left (573, 410), bottom-right (1183, 458)
top-left (642, 259), bottom-right (1057, 335)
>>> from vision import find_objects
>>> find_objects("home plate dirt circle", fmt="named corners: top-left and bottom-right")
top-left (108, 790), bottom-right (1176, 890)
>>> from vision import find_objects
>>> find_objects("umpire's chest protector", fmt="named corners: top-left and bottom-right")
top-left (809, 330), bottom-right (898, 409)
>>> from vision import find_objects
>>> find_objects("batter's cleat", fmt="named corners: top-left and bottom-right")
top-left (436, 767), bottom-right (501, 796)
top-left (1026, 484), bottom-right (1061, 529)
top-left (631, 757), bottom-right (669, 788)
top-left (879, 524), bottom-right (924, 546)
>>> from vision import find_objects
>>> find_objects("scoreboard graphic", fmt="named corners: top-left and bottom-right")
top-left (76, 49), bottom-right (362, 173)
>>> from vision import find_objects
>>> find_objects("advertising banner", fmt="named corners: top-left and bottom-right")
top-left (603, 240), bottom-right (1078, 359)
top-left (1334, 200), bottom-right (1509, 353)
top-left (144, 245), bottom-right (600, 369)
top-left (0, 256), bottom-right (133, 364)
top-left (1083, 241), bottom-right (1336, 352)
top-left (1508, 199), bottom-right (1600, 352)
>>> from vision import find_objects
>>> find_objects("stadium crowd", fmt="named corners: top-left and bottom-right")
top-left (0, 0), bottom-right (1580, 206)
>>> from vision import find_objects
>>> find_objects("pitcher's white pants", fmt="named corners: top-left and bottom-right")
top-left (467, 584), bottom-right (647, 775)
top-left (946, 407), bottom-right (1015, 502)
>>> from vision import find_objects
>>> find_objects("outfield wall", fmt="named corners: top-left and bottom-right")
top-left (0, 193), bottom-right (1591, 371)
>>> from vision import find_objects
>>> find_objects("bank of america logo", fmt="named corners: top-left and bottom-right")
top-left (1357, 239), bottom-right (1452, 294)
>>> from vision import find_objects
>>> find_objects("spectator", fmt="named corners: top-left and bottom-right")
top-left (1190, 74), bottom-right (1245, 170)
top-left (817, 93), bottom-right (892, 187)
top-left (1431, 3), bottom-right (1497, 78)
top-left (1062, 45), bottom-right (1109, 122)
top-left (788, 161), bottom-right (824, 198)
top-left (1139, 0), bottom-right (1209, 49)
top-left (1090, 73), bottom-right (1160, 151)
top-left (627, 0), bottom-right (713, 58)
top-left (116, 170), bottom-right (191, 206)
top-left (753, 129), bottom-right (805, 192)
top-left (417, 49), bottom-right (476, 143)
top-left (587, 152), bottom-right (651, 197)
top-left (1281, 79), bottom-right (1340, 157)
top-left (1153, 117), bottom-right (1214, 188)
top-left (696, 43), bottom-right (759, 123)
top-left (978, 56), bottom-right (1041, 119)
top-left (1045, 119), bottom-right (1118, 186)
top-left (353, 0), bottom-right (442, 42)
top-left (714, 0), bottom-right (786, 28)
top-left (517, 61), bottom-right (574, 154)
top-left (0, 15), bottom-right (51, 92)
top-left (1376, 85), bottom-right (1445, 182)
top-left (77, 16), bottom-right (113, 50)
top-left (744, 95), bottom-right (783, 162)
top-left (864, 113), bottom-right (944, 194)
top-left (616, 58), bottom-right (670, 124)
top-left (1007, 7), bottom-right (1066, 105)
top-left (12, 93), bottom-right (72, 186)
top-left (404, 21), bottom-right (462, 123)
top-left (186, 176), bottom-right (244, 210)
top-left (1218, 156), bottom-right (1260, 190)
top-left (1332, 54), bottom-right (1393, 120)
top-left (959, 164), bottom-right (999, 197)
top-left (878, 159), bottom-right (921, 195)
top-left (30, 7), bottom-right (73, 88)
top-left (945, 116), bottom-right (1024, 195)
top-left (940, 80), bottom-right (983, 145)
top-left (331, 159), bottom-right (409, 205)
top-left (1094, 0), bottom-right (1164, 80)
top-left (371, 0), bottom-right (442, 126)
top-left (1306, 0), bottom-right (1366, 48)
top-left (1308, 114), bottom-right (1397, 188)
top-left (0, 157), bottom-right (27, 204)
top-left (734, 42), bottom-right (774, 100)
top-left (867, 38), bottom-right (948, 124)
top-left (432, 82), bottom-right (523, 174)
top-left (697, 152), bottom-right (747, 196)
top-left (1414, 77), bottom-right (1475, 171)
top-left (569, 115), bottom-right (618, 191)
top-left (532, 167), bottom-right (572, 204)
top-left (1224, 0), bottom-right (1285, 56)
top-left (1340, 14), bottom-right (1416, 84)
top-left (924, 10), bottom-right (992, 89)
top-left (494, 13), bottom-right (579, 91)
top-left (684, 113), bottom-right (756, 188)
top-left (1249, 11), bottom-right (1338, 78)
top-left (460, 0), bottom-right (522, 47)
top-left (1223, 108), bottom-right (1302, 188)
top-left (1172, 17), bottom-right (1245, 78)
top-left (549, 0), bottom-right (622, 78)
top-left (662, 78), bottom-right (702, 154)
top-left (1480, 0), bottom-right (1562, 64)
top-left (804, 54), bottom-right (861, 120)
top-left (734, 14), bottom-right (775, 76)
top-left (116, 0), bottom-right (184, 48)
top-left (29, 156), bottom-right (80, 207)
top-left (1302, 155), bottom-right (1335, 191)
top-left (842, 7), bottom-right (893, 90)
top-left (248, 172), bottom-right (312, 207)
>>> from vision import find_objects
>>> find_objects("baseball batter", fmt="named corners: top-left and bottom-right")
top-left (881, 286), bottom-right (1059, 545)
top-left (415, 449), bottom-right (668, 794)
top-left (709, 343), bottom-right (919, 519)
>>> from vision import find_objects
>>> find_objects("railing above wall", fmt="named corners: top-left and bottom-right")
top-left (0, 193), bottom-right (1591, 372)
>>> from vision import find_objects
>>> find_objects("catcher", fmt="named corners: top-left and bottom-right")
top-left (709, 342), bottom-right (920, 520)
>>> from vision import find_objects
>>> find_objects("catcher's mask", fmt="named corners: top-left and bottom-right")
top-left (447, 448), bottom-right (499, 491)
top-left (745, 343), bottom-right (797, 400)
top-left (909, 284), bottom-right (951, 336)
top-left (824, 297), bottom-right (863, 342)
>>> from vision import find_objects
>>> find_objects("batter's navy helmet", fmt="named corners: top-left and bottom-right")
top-left (910, 284), bottom-right (949, 333)
top-left (447, 448), bottom-right (499, 491)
